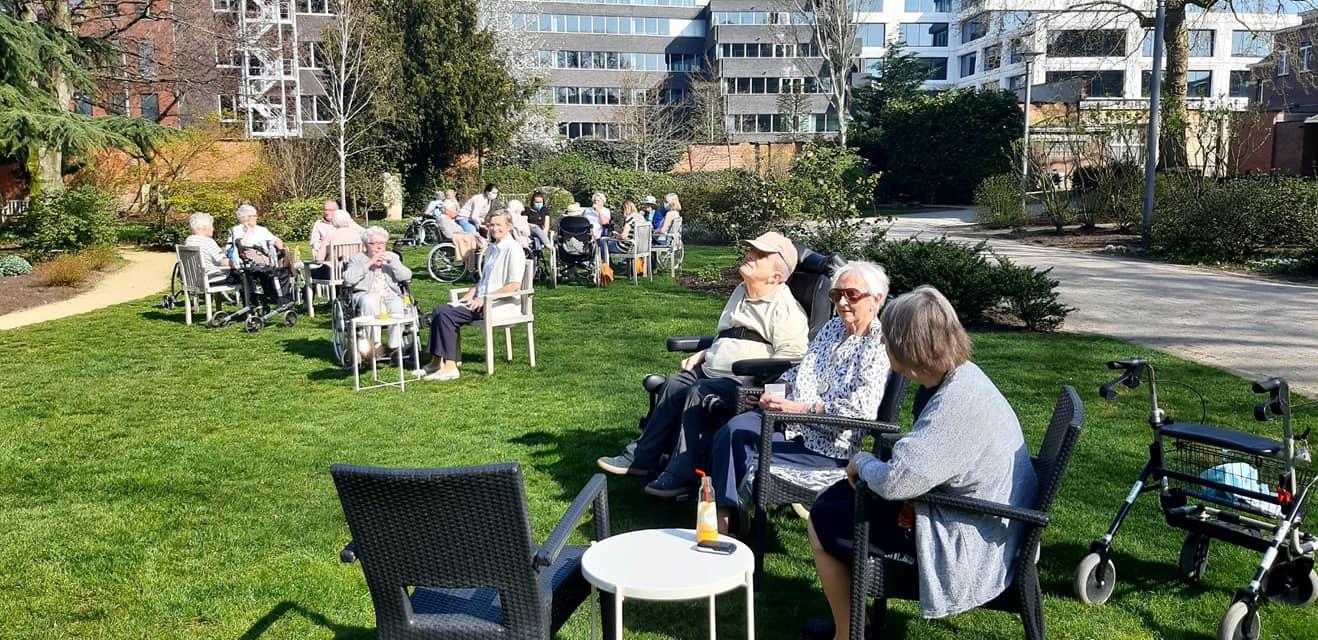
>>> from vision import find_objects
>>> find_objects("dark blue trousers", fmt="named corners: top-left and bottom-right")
top-left (707, 410), bottom-right (845, 510)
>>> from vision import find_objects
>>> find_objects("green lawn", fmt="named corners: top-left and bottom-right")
top-left (1, 245), bottom-right (1314, 639)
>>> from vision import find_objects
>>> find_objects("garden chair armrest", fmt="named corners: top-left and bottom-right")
top-left (484, 288), bottom-right (535, 301)
top-left (667, 336), bottom-right (714, 352)
top-left (448, 287), bottom-right (473, 303)
top-left (731, 357), bottom-right (797, 380)
top-left (763, 412), bottom-right (902, 438)
top-left (340, 541), bottom-right (358, 564)
top-left (913, 492), bottom-right (1050, 526)
top-left (535, 474), bottom-right (609, 568)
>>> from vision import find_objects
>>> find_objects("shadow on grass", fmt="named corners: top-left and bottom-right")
top-left (139, 309), bottom-right (192, 326)
top-left (239, 601), bottom-right (371, 640)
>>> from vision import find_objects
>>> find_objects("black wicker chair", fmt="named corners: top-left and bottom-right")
top-left (748, 370), bottom-right (909, 582)
top-left (330, 462), bottom-right (613, 639)
top-left (848, 386), bottom-right (1085, 640)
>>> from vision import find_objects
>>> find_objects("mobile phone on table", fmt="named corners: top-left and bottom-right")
top-left (697, 539), bottom-right (736, 555)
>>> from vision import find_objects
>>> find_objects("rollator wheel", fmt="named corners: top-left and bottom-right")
top-left (205, 315), bottom-right (223, 329)
top-left (1262, 562), bottom-right (1318, 607)
top-left (1074, 552), bottom-right (1116, 605)
top-left (1217, 601), bottom-right (1261, 640)
top-left (282, 311), bottom-right (298, 328)
top-left (1178, 534), bottom-right (1211, 584)
top-left (161, 296), bottom-right (174, 310)
top-left (244, 315), bottom-right (264, 332)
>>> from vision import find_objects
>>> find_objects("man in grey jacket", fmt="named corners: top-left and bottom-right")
top-left (343, 226), bottom-right (413, 358)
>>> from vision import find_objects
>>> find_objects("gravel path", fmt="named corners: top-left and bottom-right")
top-left (0, 250), bottom-right (175, 331)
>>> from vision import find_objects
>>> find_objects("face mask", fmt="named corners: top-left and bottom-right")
top-left (532, 203), bottom-right (543, 210)
top-left (488, 193), bottom-right (498, 201)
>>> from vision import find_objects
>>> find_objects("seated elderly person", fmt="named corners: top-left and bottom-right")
top-left (226, 203), bottom-right (294, 304)
top-left (309, 209), bottom-right (365, 279)
top-left (436, 198), bottom-right (484, 269)
top-left (597, 232), bottom-right (809, 483)
top-left (422, 211), bottom-right (525, 381)
top-left (184, 213), bottom-right (234, 286)
top-left (342, 226), bottom-right (413, 359)
top-left (649, 262), bottom-right (891, 522)
top-left (308, 199), bottom-right (338, 260)
top-left (505, 199), bottom-right (533, 251)
top-left (805, 285), bottom-right (1038, 640)
top-left (604, 198), bottom-right (647, 257)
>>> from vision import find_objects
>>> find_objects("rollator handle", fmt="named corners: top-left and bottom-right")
top-left (1252, 377), bottom-right (1289, 422)
top-left (1252, 377), bottom-right (1284, 394)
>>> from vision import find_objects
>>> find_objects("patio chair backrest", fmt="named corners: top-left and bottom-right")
top-left (328, 241), bottom-right (363, 279)
top-left (631, 222), bottom-right (651, 255)
top-left (1030, 386), bottom-right (1085, 515)
top-left (175, 245), bottom-right (208, 293)
top-left (330, 462), bottom-right (545, 634)
top-left (518, 261), bottom-right (535, 316)
top-left (788, 246), bottom-right (846, 340)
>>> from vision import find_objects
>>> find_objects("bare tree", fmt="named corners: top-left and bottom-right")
top-left (687, 69), bottom-right (728, 144)
top-left (318, 0), bottom-right (396, 206)
top-left (776, 82), bottom-right (812, 142)
top-left (778, 0), bottom-right (881, 146)
top-left (614, 73), bottom-right (687, 172)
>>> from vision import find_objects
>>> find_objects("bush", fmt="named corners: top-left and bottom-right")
top-left (785, 142), bottom-right (882, 259)
top-left (264, 197), bottom-right (329, 241)
top-left (864, 235), bottom-right (1073, 331)
top-left (491, 140), bottom-right (683, 173)
top-left (1039, 187), bottom-right (1075, 233)
top-left (993, 256), bottom-right (1074, 331)
top-left (80, 244), bottom-right (121, 271)
top-left (0, 254), bottom-right (33, 277)
top-left (19, 186), bottom-right (119, 261)
top-left (1075, 161), bottom-right (1143, 229)
top-left (36, 253), bottom-right (94, 287)
top-left (1151, 175), bottom-right (1318, 262)
top-left (974, 174), bottom-right (1027, 229)
top-left (705, 173), bottom-right (801, 246)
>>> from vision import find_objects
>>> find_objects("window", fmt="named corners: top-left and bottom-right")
top-left (74, 95), bottom-right (93, 115)
top-left (860, 23), bottom-right (886, 47)
top-left (905, 0), bottom-right (954, 11)
top-left (100, 1), bottom-right (117, 17)
top-left (1047, 70), bottom-right (1124, 97)
top-left (108, 92), bottom-right (127, 116)
top-left (960, 16), bottom-right (986, 44)
top-left (983, 44), bottom-right (1001, 70)
top-left (861, 58), bottom-right (881, 75)
top-left (1277, 48), bottom-right (1290, 76)
top-left (1232, 30), bottom-right (1270, 57)
top-left (1007, 74), bottom-right (1026, 90)
top-left (213, 0), bottom-right (235, 10)
top-left (958, 52), bottom-right (977, 77)
top-left (1144, 69), bottom-right (1211, 96)
top-left (216, 44), bottom-right (240, 67)
top-left (915, 56), bottom-right (948, 80)
top-left (900, 23), bottom-right (949, 47)
top-left (1229, 70), bottom-right (1251, 97)
top-left (1048, 30), bottom-right (1125, 57)
top-left (297, 0), bottom-right (330, 13)
top-left (138, 41), bottom-right (156, 77)
top-left (1302, 42), bottom-right (1313, 72)
top-left (813, 112), bottom-right (839, 132)
top-left (139, 93), bottom-right (159, 121)
top-left (1007, 38), bottom-right (1023, 64)
top-left (1144, 29), bottom-right (1213, 57)
top-left (218, 95), bottom-right (238, 121)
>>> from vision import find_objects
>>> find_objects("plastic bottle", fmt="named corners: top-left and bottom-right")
top-left (695, 469), bottom-right (718, 543)
top-left (377, 294), bottom-right (389, 320)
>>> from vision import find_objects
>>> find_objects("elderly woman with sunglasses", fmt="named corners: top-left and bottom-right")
top-left (649, 261), bottom-right (893, 532)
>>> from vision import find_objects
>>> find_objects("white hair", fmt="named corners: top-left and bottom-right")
top-left (830, 261), bottom-right (890, 300)
top-left (506, 199), bottom-right (524, 214)
top-left (591, 192), bottom-right (606, 204)
top-left (188, 212), bottom-right (214, 233)
top-left (442, 199), bottom-right (459, 213)
top-left (235, 204), bottom-right (257, 221)
top-left (332, 210), bottom-right (353, 228)
top-left (361, 225), bottom-right (390, 245)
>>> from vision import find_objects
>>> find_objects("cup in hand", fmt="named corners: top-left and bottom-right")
top-left (764, 383), bottom-right (786, 399)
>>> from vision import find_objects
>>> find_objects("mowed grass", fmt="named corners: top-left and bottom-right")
top-left (0, 244), bottom-right (1315, 639)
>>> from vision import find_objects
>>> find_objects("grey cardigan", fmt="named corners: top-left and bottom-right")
top-left (855, 362), bottom-right (1038, 618)
top-left (342, 252), bottom-right (413, 298)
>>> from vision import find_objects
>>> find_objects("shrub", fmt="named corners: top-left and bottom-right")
top-left (1074, 161), bottom-right (1143, 229)
top-left (1039, 187), bottom-right (1075, 233)
top-left (36, 253), bottom-right (94, 287)
top-left (1151, 175), bottom-right (1318, 262)
top-left (785, 142), bottom-right (882, 259)
top-left (706, 173), bottom-right (801, 246)
top-left (864, 236), bottom-right (1000, 325)
top-left (264, 197), bottom-right (329, 241)
top-left (864, 235), bottom-right (1073, 331)
top-left (80, 244), bottom-right (121, 271)
top-left (992, 256), bottom-right (1074, 331)
top-left (19, 186), bottom-right (119, 262)
top-left (0, 254), bottom-right (33, 277)
top-left (974, 174), bottom-right (1027, 229)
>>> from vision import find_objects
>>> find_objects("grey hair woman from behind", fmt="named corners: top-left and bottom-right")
top-left (184, 212), bottom-right (232, 284)
top-left (804, 285), bottom-right (1038, 639)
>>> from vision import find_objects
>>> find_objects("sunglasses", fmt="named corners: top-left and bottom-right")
top-left (829, 288), bottom-right (872, 304)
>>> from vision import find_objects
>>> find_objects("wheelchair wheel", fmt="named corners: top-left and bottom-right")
top-left (1262, 561), bottom-right (1318, 607)
top-left (282, 310), bottom-right (298, 328)
top-left (331, 301), bottom-right (352, 367)
top-left (420, 221), bottom-right (440, 246)
top-left (244, 315), bottom-right (264, 332)
top-left (1217, 600), bottom-right (1261, 640)
top-left (205, 314), bottom-right (227, 329)
top-left (1178, 534), bottom-right (1211, 585)
top-left (427, 243), bottom-right (464, 283)
top-left (1074, 552), bottom-right (1116, 605)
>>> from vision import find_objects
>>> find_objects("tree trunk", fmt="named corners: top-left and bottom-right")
top-left (1158, 1), bottom-right (1190, 169)
top-left (337, 122), bottom-right (347, 206)
top-left (23, 1), bottom-right (73, 194)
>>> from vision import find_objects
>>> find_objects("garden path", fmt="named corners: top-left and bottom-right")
top-left (883, 209), bottom-right (1318, 398)
top-left (0, 250), bottom-right (174, 331)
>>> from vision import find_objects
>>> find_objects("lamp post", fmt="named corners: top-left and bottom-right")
top-left (1020, 50), bottom-right (1041, 215)
top-left (1141, 0), bottom-right (1168, 249)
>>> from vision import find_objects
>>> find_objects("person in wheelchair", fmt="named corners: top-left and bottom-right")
top-left (343, 226), bottom-right (414, 359)
top-left (596, 232), bottom-right (809, 489)
top-left (659, 261), bottom-right (892, 523)
top-left (806, 286), bottom-right (1038, 639)
top-left (437, 198), bottom-right (484, 269)
top-left (184, 213), bottom-right (234, 287)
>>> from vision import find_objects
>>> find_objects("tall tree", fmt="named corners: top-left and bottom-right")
top-left (850, 42), bottom-right (931, 165)
top-left (779, 0), bottom-right (882, 145)
top-left (687, 69), bottom-right (728, 144)
top-left (0, 2), bottom-right (168, 194)
top-left (777, 83), bottom-right (812, 142)
top-left (371, 0), bottom-right (533, 193)
top-left (614, 74), bottom-right (686, 172)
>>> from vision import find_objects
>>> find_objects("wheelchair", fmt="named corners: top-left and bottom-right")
top-left (552, 215), bottom-right (601, 288)
top-left (329, 276), bottom-right (428, 371)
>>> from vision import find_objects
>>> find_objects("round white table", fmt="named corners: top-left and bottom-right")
top-left (350, 312), bottom-right (421, 392)
top-left (581, 528), bottom-right (754, 640)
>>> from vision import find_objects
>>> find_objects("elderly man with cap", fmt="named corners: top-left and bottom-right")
top-left (597, 232), bottom-right (809, 497)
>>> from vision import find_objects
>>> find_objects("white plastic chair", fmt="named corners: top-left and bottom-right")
top-left (174, 245), bottom-right (237, 326)
top-left (651, 218), bottom-right (684, 277)
top-left (610, 222), bottom-right (653, 284)
top-left (305, 241), bottom-right (364, 317)
top-left (448, 265), bottom-right (536, 375)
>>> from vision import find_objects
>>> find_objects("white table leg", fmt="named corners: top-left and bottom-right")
top-left (614, 590), bottom-right (624, 640)
top-left (745, 571), bottom-right (755, 640)
top-left (396, 330), bottom-right (405, 391)
top-left (351, 319), bottom-right (361, 391)
top-left (709, 594), bottom-right (717, 640)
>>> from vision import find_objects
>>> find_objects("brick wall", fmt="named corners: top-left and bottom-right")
top-left (1273, 121), bottom-right (1306, 175)
top-left (672, 142), bottom-right (802, 174)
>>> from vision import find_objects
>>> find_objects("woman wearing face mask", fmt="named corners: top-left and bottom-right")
top-left (459, 183), bottom-right (498, 233)
top-left (523, 191), bottom-right (552, 251)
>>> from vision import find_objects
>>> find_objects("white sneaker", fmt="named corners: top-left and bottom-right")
top-left (424, 368), bottom-right (460, 381)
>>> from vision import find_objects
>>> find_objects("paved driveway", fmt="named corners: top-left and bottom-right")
top-left (883, 210), bottom-right (1318, 398)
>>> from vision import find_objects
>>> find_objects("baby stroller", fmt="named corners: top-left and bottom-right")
top-left (206, 240), bottom-right (300, 331)
top-left (1076, 358), bottom-right (1318, 640)
top-left (552, 215), bottom-right (599, 287)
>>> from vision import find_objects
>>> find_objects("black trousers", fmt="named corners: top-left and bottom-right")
top-left (811, 480), bottom-right (915, 562)
top-left (429, 303), bottom-right (483, 360)
top-left (632, 369), bottom-right (740, 474)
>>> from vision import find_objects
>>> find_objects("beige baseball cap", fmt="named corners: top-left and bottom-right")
top-left (742, 232), bottom-right (798, 274)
